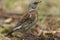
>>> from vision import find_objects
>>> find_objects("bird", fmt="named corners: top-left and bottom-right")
top-left (6, 0), bottom-right (41, 36)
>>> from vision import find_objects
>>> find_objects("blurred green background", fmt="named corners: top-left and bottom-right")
top-left (0, 0), bottom-right (60, 33)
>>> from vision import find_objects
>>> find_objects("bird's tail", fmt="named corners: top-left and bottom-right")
top-left (6, 24), bottom-right (23, 36)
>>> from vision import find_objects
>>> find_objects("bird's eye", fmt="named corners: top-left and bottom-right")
top-left (34, 2), bottom-right (38, 4)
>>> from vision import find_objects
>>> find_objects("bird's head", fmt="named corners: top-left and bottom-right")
top-left (28, 0), bottom-right (41, 10)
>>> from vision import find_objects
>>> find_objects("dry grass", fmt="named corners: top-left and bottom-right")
top-left (0, 0), bottom-right (60, 40)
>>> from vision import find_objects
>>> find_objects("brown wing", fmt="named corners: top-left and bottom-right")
top-left (6, 9), bottom-right (38, 36)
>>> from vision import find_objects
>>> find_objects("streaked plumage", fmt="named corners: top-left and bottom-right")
top-left (6, 9), bottom-right (38, 36)
top-left (6, 0), bottom-right (41, 36)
